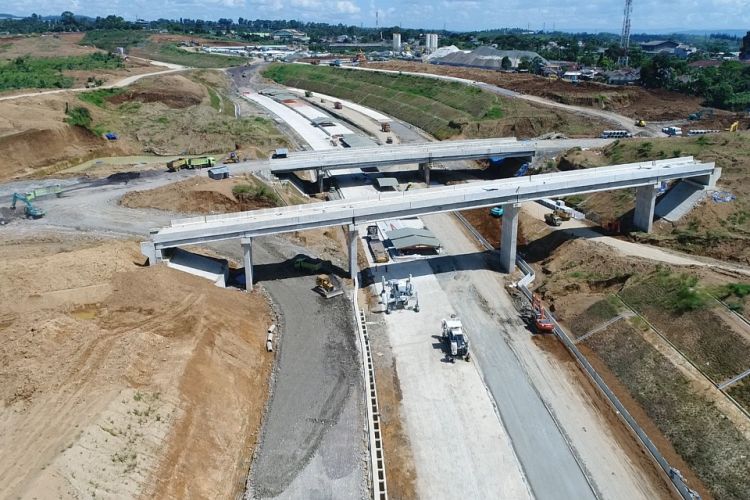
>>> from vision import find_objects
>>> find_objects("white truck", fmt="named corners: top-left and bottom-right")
top-left (441, 315), bottom-right (470, 362)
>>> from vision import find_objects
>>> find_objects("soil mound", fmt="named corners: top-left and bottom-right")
top-left (109, 75), bottom-right (205, 109)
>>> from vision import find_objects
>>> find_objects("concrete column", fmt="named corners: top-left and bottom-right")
top-left (241, 236), bottom-right (254, 291)
top-left (633, 184), bottom-right (658, 233)
top-left (420, 162), bottom-right (431, 185)
top-left (348, 224), bottom-right (358, 279)
top-left (317, 169), bottom-right (324, 193)
top-left (499, 203), bottom-right (519, 273)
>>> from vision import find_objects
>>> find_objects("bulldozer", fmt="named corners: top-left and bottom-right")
top-left (225, 151), bottom-right (240, 163)
top-left (635, 119), bottom-right (647, 127)
top-left (315, 274), bottom-right (343, 298)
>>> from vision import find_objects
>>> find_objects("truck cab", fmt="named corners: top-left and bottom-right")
top-left (441, 317), bottom-right (470, 361)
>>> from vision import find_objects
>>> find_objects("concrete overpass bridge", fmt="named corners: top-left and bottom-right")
top-left (227, 137), bottom-right (610, 188)
top-left (142, 156), bottom-right (719, 289)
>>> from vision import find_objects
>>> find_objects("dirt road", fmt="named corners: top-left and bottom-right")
top-left (523, 202), bottom-right (750, 276)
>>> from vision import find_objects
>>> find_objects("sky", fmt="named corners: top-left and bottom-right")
top-left (3, 0), bottom-right (750, 33)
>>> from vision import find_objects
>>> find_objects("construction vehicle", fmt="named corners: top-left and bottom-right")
top-left (293, 255), bottom-right (331, 274)
top-left (635, 119), bottom-right (647, 127)
top-left (531, 295), bottom-right (555, 333)
top-left (381, 122), bottom-right (391, 133)
top-left (385, 136), bottom-right (393, 144)
top-left (315, 274), bottom-right (344, 298)
top-left (381, 275), bottom-right (419, 313)
top-left (353, 50), bottom-right (367, 64)
top-left (167, 156), bottom-right (216, 171)
top-left (688, 108), bottom-right (714, 121)
top-left (727, 121), bottom-right (740, 132)
top-left (544, 212), bottom-right (562, 226)
top-left (490, 206), bottom-right (504, 218)
top-left (225, 151), bottom-right (240, 163)
top-left (10, 193), bottom-right (45, 219)
top-left (441, 315), bottom-right (470, 361)
top-left (366, 225), bottom-right (389, 263)
top-left (553, 208), bottom-right (571, 221)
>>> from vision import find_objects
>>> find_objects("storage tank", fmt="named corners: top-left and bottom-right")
top-left (393, 33), bottom-right (401, 52)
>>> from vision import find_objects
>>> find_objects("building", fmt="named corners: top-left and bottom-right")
top-left (604, 68), bottom-right (640, 85)
top-left (393, 33), bottom-right (402, 52)
top-left (386, 227), bottom-right (441, 255)
top-left (640, 40), bottom-right (679, 54)
top-left (431, 46), bottom-right (547, 70)
top-left (272, 29), bottom-right (309, 43)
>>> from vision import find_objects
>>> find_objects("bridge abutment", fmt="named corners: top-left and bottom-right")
top-left (499, 203), bottom-right (519, 273)
top-left (241, 236), bottom-right (254, 291)
top-left (140, 241), bottom-right (162, 265)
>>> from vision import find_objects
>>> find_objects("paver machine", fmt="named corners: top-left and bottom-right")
top-left (381, 275), bottom-right (419, 314)
top-left (441, 314), bottom-right (470, 362)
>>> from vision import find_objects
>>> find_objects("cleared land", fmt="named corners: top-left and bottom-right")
top-left (0, 71), bottom-right (287, 180)
top-left (262, 63), bottom-right (609, 140)
top-left (556, 132), bottom-right (750, 263)
top-left (527, 235), bottom-right (750, 500)
top-left (0, 233), bottom-right (273, 499)
top-left (363, 60), bottom-right (720, 123)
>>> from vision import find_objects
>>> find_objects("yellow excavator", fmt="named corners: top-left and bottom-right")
top-left (635, 119), bottom-right (647, 127)
top-left (727, 121), bottom-right (740, 132)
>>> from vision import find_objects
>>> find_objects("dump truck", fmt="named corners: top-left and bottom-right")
top-left (544, 213), bottom-right (562, 226)
top-left (441, 315), bottom-right (470, 361)
top-left (293, 255), bottom-right (331, 274)
top-left (167, 158), bottom-right (188, 171)
top-left (188, 156), bottom-right (215, 169)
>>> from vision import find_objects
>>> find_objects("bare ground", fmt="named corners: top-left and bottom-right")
top-left (0, 233), bottom-right (274, 499)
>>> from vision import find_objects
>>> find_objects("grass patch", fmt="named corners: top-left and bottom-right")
top-left (726, 379), bottom-right (750, 413)
top-left (78, 88), bottom-right (125, 107)
top-left (0, 53), bottom-right (122, 91)
top-left (619, 269), bottom-right (750, 381)
top-left (232, 183), bottom-right (281, 206)
top-left (586, 322), bottom-right (750, 500)
top-left (569, 297), bottom-right (621, 338)
top-left (81, 30), bottom-right (149, 52)
top-left (134, 42), bottom-right (242, 69)
top-left (263, 64), bottom-right (520, 140)
top-left (65, 106), bottom-right (93, 129)
top-left (207, 87), bottom-right (221, 111)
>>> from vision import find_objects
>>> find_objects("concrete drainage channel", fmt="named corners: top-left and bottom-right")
top-left (453, 211), bottom-right (701, 500)
top-left (352, 278), bottom-right (388, 500)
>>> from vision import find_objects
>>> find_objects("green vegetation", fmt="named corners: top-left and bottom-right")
top-left (641, 55), bottom-right (750, 111)
top-left (569, 298), bottom-right (621, 338)
top-left (586, 321), bottom-right (750, 500)
top-left (0, 53), bottom-right (123, 91)
top-left (207, 87), bottom-right (221, 111)
top-left (618, 269), bottom-right (750, 382)
top-left (65, 106), bottom-right (93, 129)
top-left (81, 30), bottom-right (149, 52)
top-left (232, 184), bottom-right (280, 206)
top-left (78, 88), bottom-right (125, 107)
top-left (264, 64), bottom-right (595, 140)
top-left (134, 42), bottom-right (242, 68)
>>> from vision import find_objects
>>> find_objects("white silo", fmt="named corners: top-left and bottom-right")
top-left (393, 33), bottom-right (401, 52)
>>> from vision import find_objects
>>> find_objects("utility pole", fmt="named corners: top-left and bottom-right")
top-left (619, 0), bottom-right (633, 66)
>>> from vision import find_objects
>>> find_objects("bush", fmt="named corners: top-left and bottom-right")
top-left (232, 183), bottom-right (280, 206)
top-left (65, 106), bottom-right (92, 129)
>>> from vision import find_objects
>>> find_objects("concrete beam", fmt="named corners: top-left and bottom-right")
top-left (241, 236), bottom-right (254, 291)
top-left (348, 224), bottom-right (358, 279)
top-left (499, 203), bottom-right (519, 273)
top-left (693, 166), bottom-right (722, 187)
top-left (633, 184), bottom-right (658, 233)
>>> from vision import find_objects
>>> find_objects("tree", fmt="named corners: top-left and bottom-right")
top-left (60, 11), bottom-right (76, 27)
top-left (501, 56), bottom-right (511, 70)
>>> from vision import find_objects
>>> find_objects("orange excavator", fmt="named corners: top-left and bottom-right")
top-left (532, 294), bottom-right (555, 333)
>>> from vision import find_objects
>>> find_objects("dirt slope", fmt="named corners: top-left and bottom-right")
top-left (365, 61), bottom-right (709, 121)
top-left (0, 234), bottom-right (273, 499)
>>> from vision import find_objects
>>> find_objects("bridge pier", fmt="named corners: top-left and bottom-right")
top-left (317, 169), bottom-right (324, 193)
top-left (420, 162), bottom-right (432, 185)
top-left (241, 236), bottom-right (254, 291)
top-left (499, 203), bottom-right (519, 273)
top-left (348, 224), bottom-right (358, 279)
top-left (633, 184), bottom-right (658, 233)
